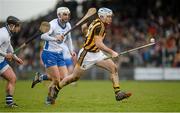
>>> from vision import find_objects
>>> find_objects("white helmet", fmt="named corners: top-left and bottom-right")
top-left (98, 7), bottom-right (113, 18)
top-left (57, 7), bottom-right (70, 16)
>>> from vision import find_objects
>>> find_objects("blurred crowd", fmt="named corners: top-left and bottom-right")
top-left (1, 0), bottom-right (180, 75)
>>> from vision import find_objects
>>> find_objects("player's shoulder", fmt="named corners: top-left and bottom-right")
top-left (66, 22), bottom-right (71, 28)
top-left (91, 18), bottom-right (103, 28)
top-left (49, 18), bottom-right (58, 25)
top-left (0, 27), bottom-right (9, 38)
top-left (0, 27), bottom-right (6, 32)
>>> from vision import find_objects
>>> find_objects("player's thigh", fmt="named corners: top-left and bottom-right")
top-left (67, 64), bottom-right (84, 79)
top-left (96, 59), bottom-right (117, 72)
top-left (1, 67), bottom-right (16, 82)
top-left (67, 65), bottom-right (74, 74)
top-left (46, 66), bottom-right (60, 81)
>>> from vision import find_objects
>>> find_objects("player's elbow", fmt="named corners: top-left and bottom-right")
top-left (81, 23), bottom-right (88, 34)
top-left (41, 33), bottom-right (48, 40)
top-left (95, 41), bottom-right (103, 49)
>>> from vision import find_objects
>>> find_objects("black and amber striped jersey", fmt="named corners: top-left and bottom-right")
top-left (83, 18), bottom-right (106, 52)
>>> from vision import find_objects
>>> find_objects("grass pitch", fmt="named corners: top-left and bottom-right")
top-left (0, 80), bottom-right (180, 112)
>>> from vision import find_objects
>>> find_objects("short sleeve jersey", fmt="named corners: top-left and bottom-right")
top-left (83, 18), bottom-right (106, 52)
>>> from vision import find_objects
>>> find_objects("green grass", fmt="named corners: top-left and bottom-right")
top-left (0, 80), bottom-right (180, 112)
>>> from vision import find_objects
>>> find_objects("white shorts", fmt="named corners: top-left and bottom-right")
top-left (77, 48), bottom-right (107, 70)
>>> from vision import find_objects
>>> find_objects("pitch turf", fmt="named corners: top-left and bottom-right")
top-left (0, 80), bottom-right (180, 112)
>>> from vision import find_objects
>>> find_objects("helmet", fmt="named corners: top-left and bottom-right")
top-left (57, 7), bottom-right (70, 16)
top-left (98, 7), bottom-right (113, 18)
top-left (6, 16), bottom-right (20, 26)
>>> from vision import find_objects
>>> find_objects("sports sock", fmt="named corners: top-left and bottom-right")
top-left (6, 95), bottom-right (13, 105)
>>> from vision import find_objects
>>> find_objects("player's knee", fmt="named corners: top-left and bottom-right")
top-left (52, 74), bottom-right (61, 82)
top-left (54, 79), bottom-right (60, 85)
top-left (9, 75), bottom-right (16, 85)
top-left (110, 63), bottom-right (118, 73)
top-left (60, 75), bottom-right (65, 80)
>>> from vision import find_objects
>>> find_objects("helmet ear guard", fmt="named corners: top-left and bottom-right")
top-left (98, 7), bottom-right (113, 18)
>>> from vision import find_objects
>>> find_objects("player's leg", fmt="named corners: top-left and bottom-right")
top-left (65, 58), bottom-right (77, 85)
top-left (31, 72), bottom-right (51, 88)
top-left (45, 66), bottom-right (61, 104)
top-left (56, 49), bottom-right (87, 89)
top-left (1, 64), bottom-right (18, 107)
top-left (49, 49), bottom-right (87, 98)
top-left (49, 64), bottom-right (84, 100)
top-left (96, 59), bottom-right (131, 101)
top-left (65, 58), bottom-right (74, 74)
top-left (31, 47), bottom-right (51, 88)
top-left (67, 65), bottom-right (77, 86)
top-left (31, 50), bottom-right (59, 88)
top-left (48, 55), bottom-right (73, 99)
top-left (58, 66), bottom-right (68, 79)
top-left (57, 64), bottom-right (84, 89)
top-left (46, 65), bottom-right (69, 101)
top-left (45, 51), bottom-right (70, 104)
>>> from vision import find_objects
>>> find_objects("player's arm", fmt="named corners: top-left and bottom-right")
top-left (7, 43), bottom-right (23, 64)
top-left (0, 35), bottom-right (8, 57)
top-left (65, 23), bottom-right (76, 55)
top-left (81, 23), bottom-right (88, 37)
top-left (0, 43), bottom-right (13, 60)
top-left (0, 50), bottom-right (7, 57)
top-left (41, 22), bottom-right (63, 41)
top-left (41, 33), bottom-right (57, 41)
top-left (41, 28), bottom-right (58, 41)
top-left (66, 30), bottom-right (76, 57)
top-left (94, 26), bottom-right (118, 57)
top-left (66, 34), bottom-right (74, 53)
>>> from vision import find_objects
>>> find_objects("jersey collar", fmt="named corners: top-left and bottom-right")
top-left (57, 19), bottom-right (66, 29)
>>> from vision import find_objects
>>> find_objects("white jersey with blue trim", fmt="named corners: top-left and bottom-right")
top-left (0, 27), bottom-right (14, 62)
top-left (42, 18), bottom-right (72, 52)
top-left (61, 42), bottom-right (72, 59)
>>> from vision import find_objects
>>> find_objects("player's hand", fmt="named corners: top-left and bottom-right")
top-left (5, 53), bottom-right (13, 61)
top-left (55, 35), bottom-right (64, 41)
top-left (70, 51), bottom-right (76, 57)
top-left (111, 51), bottom-right (119, 63)
top-left (111, 51), bottom-right (118, 58)
top-left (71, 51), bottom-right (77, 64)
top-left (15, 57), bottom-right (23, 65)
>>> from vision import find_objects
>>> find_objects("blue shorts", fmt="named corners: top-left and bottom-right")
top-left (41, 50), bottom-right (66, 68)
top-left (0, 60), bottom-right (9, 74)
top-left (64, 59), bottom-right (73, 67)
top-left (0, 60), bottom-right (8, 69)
